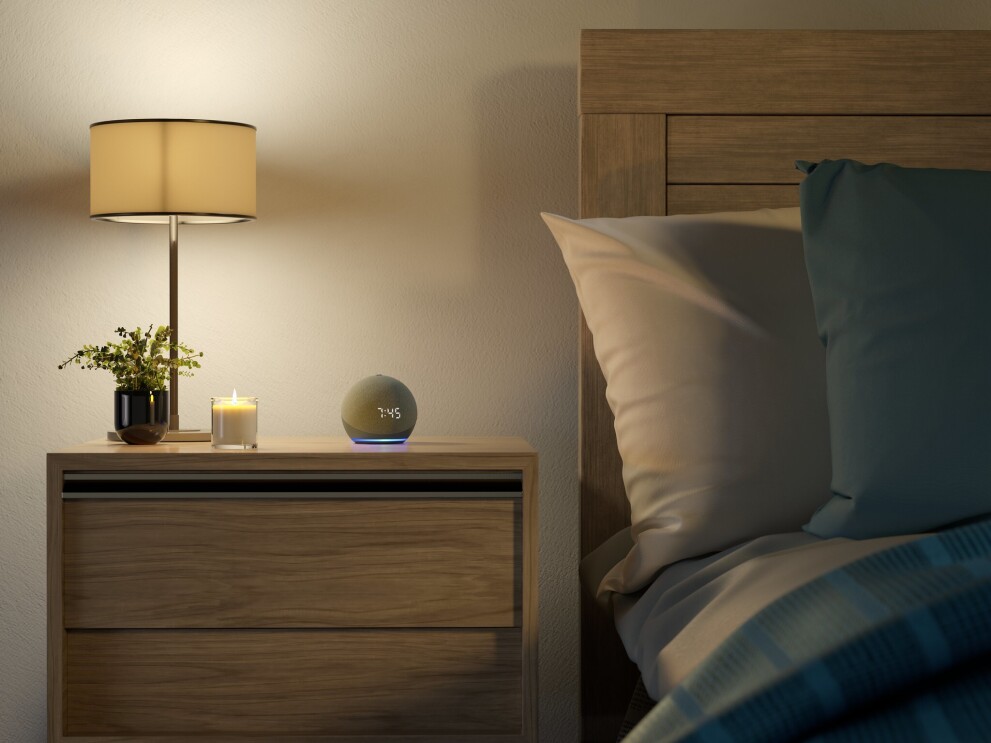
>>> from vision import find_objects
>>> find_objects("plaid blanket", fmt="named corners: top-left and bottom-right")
top-left (624, 518), bottom-right (991, 742)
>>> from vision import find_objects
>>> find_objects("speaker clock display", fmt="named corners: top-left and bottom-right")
top-left (341, 374), bottom-right (418, 444)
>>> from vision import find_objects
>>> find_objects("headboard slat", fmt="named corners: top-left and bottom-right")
top-left (581, 30), bottom-right (991, 115)
top-left (668, 185), bottom-right (799, 215)
top-left (669, 115), bottom-right (991, 184)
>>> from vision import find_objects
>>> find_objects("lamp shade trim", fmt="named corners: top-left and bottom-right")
top-left (90, 118), bottom-right (256, 130)
top-left (91, 212), bottom-right (255, 224)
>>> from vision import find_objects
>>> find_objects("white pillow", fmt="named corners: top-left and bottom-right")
top-left (542, 208), bottom-right (831, 595)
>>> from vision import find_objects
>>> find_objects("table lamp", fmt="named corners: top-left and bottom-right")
top-left (90, 118), bottom-right (256, 441)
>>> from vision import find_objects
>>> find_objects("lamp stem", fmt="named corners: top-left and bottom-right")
top-left (169, 215), bottom-right (180, 431)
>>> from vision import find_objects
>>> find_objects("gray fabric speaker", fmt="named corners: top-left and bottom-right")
top-left (341, 374), bottom-right (417, 443)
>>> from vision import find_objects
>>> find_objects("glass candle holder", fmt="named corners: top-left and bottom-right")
top-left (211, 395), bottom-right (258, 449)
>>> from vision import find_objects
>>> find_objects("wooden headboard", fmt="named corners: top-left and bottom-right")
top-left (578, 29), bottom-right (991, 742)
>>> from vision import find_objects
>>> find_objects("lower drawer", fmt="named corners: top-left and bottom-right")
top-left (65, 629), bottom-right (522, 736)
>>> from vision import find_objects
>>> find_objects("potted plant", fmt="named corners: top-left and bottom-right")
top-left (60, 325), bottom-right (203, 445)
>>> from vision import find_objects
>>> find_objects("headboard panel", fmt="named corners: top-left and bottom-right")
top-left (580, 30), bottom-right (991, 115)
top-left (578, 29), bottom-right (991, 743)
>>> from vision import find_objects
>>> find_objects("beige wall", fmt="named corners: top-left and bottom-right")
top-left (2, 1), bottom-right (988, 740)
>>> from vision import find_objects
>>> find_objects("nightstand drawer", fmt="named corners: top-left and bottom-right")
top-left (64, 498), bottom-right (521, 628)
top-left (65, 628), bottom-right (522, 736)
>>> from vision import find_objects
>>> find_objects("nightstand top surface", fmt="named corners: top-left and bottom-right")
top-left (50, 436), bottom-right (536, 470)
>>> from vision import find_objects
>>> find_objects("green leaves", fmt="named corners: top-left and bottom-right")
top-left (59, 324), bottom-right (203, 391)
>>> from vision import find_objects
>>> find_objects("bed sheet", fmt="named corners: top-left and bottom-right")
top-left (611, 530), bottom-right (925, 701)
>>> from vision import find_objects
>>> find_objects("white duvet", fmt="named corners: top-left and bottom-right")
top-left (604, 530), bottom-right (926, 700)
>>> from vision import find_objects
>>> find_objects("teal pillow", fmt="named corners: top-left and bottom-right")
top-left (799, 159), bottom-right (991, 539)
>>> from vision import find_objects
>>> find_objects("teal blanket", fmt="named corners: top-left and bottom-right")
top-left (625, 519), bottom-right (991, 742)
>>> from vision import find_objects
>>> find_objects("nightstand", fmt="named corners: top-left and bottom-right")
top-left (47, 436), bottom-right (537, 742)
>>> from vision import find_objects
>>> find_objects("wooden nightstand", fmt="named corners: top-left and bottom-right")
top-left (47, 437), bottom-right (537, 742)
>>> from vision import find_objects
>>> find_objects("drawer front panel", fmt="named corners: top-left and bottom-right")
top-left (64, 498), bottom-right (521, 628)
top-left (66, 629), bottom-right (522, 736)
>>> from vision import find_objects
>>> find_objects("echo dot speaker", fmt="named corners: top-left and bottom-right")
top-left (341, 374), bottom-right (417, 443)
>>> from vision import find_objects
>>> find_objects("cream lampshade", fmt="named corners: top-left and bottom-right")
top-left (90, 118), bottom-right (256, 441)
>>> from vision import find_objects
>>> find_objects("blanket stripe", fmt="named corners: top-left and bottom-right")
top-left (624, 518), bottom-right (991, 742)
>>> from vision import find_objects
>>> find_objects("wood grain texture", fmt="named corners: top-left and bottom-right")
top-left (47, 457), bottom-right (65, 742)
top-left (66, 629), bottom-right (521, 736)
top-left (520, 458), bottom-right (539, 740)
top-left (54, 435), bottom-right (535, 457)
top-left (669, 116), bottom-right (991, 184)
top-left (667, 185), bottom-right (799, 214)
top-left (50, 437), bottom-right (536, 485)
top-left (581, 30), bottom-right (991, 114)
top-left (578, 112), bottom-right (662, 742)
top-left (64, 499), bottom-right (520, 629)
top-left (577, 112), bottom-right (664, 558)
top-left (577, 321), bottom-right (635, 743)
top-left (580, 114), bottom-right (665, 219)
top-left (48, 438), bottom-right (538, 742)
top-left (577, 29), bottom-right (991, 743)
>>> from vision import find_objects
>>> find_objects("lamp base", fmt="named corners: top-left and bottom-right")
top-left (107, 429), bottom-right (211, 443)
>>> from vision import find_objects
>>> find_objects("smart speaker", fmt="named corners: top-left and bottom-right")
top-left (341, 375), bottom-right (417, 443)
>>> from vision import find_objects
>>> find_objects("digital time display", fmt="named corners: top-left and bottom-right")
top-left (377, 407), bottom-right (402, 420)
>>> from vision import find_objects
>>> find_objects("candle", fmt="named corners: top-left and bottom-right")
top-left (211, 390), bottom-right (258, 449)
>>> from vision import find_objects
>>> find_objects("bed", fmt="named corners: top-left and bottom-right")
top-left (562, 30), bottom-right (991, 742)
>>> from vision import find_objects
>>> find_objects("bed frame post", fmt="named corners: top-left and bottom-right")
top-left (578, 111), bottom-right (666, 742)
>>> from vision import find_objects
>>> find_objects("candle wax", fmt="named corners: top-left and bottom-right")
top-left (212, 399), bottom-right (258, 449)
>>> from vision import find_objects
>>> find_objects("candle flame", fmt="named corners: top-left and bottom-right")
top-left (231, 389), bottom-right (238, 405)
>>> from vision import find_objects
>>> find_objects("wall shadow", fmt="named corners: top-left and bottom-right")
top-left (472, 64), bottom-right (582, 742)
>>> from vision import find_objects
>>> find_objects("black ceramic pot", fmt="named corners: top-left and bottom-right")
top-left (114, 389), bottom-right (169, 445)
